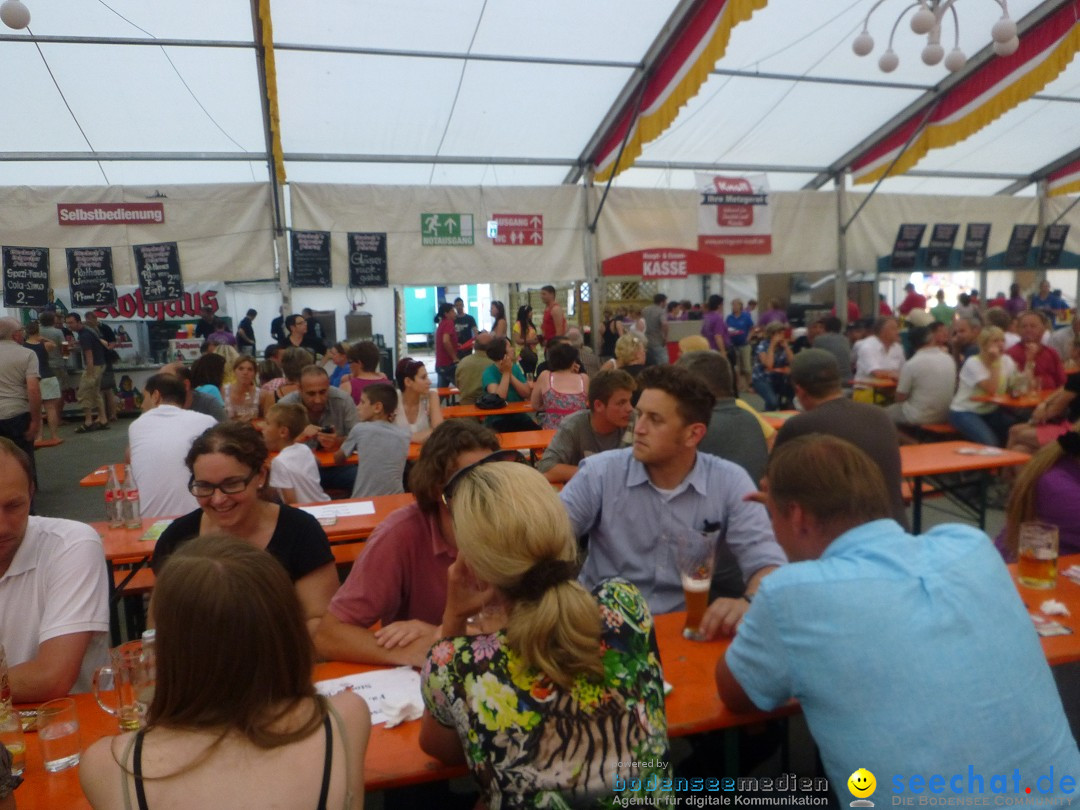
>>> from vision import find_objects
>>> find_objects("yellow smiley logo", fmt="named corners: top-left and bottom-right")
top-left (848, 768), bottom-right (876, 798)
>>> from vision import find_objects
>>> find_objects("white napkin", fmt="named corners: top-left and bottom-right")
top-left (1040, 599), bottom-right (1070, 617)
top-left (378, 692), bottom-right (425, 728)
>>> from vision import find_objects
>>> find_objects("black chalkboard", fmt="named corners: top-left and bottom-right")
top-left (348, 232), bottom-right (388, 288)
top-left (2, 246), bottom-right (49, 308)
top-left (890, 224), bottom-right (926, 269)
top-left (290, 230), bottom-right (332, 288)
top-left (65, 247), bottom-right (117, 308)
top-left (1004, 224), bottom-right (1037, 268)
top-left (133, 241), bottom-right (183, 302)
top-left (961, 223), bottom-right (991, 268)
top-left (1039, 224), bottom-right (1070, 267)
top-left (925, 224), bottom-right (959, 269)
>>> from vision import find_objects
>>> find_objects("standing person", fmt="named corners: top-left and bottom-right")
top-left (726, 298), bottom-right (754, 391)
top-left (641, 293), bottom-right (669, 366)
top-left (717, 434), bottom-right (1080, 800)
top-left (0, 319), bottom-right (41, 482)
top-left (341, 340), bottom-right (389, 405)
top-left (513, 304), bottom-right (540, 375)
top-left (757, 298), bottom-right (788, 328)
top-left (539, 285), bottom-right (567, 345)
top-left (878, 294), bottom-right (893, 316)
top-left (206, 318), bottom-right (237, 348)
top-left (81, 535), bottom-right (370, 810)
top-left (560, 365), bottom-right (786, 623)
top-left (452, 297), bottom-right (477, 357)
top-left (1005, 282), bottom-right (1028, 319)
top-left (897, 282), bottom-right (927, 317)
top-left (128, 373), bottom-right (217, 518)
top-left (37, 310), bottom-right (70, 401)
top-left (236, 308), bottom-right (257, 355)
top-left (23, 322), bottom-right (61, 444)
top-left (1007, 311), bottom-right (1066, 391)
top-left (394, 357), bottom-right (443, 444)
top-left (701, 294), bottom-right (729, 352)
top-left (193, 305), bottom-right (215, 339)
top-left (65, 312), bottom-right (108, 433)
top-left (489, 300), bottom-right (508, 340)
top-left (531, 341), bottom-right (588, 430)
top-left (151, 422), bottom-right (338, 637)
top-left (948, 326), bottom-right (1018, 447)
top-left (269, 305), bottom-right (287, 345)
top-left (301, 308), bottom-right (327, 356)
top-left (420, 462), bottom-right (671, 809)
top-left (335, 383), bottom-right (410, 498)
top-left (600, 309), bottom-right (623, 360)
top-left (85, 312), bottom-right (118, 422)
top-left (931, 289), bottom-right (954, 325)
top-left (434, 302), bottom-right (460, 389)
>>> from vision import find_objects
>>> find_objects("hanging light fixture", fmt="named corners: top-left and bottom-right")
top-left (0, 0), bottom-right (30, 29)
top-left (852, 0), bottom-right (1019, 74)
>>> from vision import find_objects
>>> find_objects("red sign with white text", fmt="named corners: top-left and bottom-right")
top-left (601, 248), bottom-right (724, 278)
top-left (491, 213), bottom-right (543, 246)
top-left (58, 202), bottom-right (165, 226)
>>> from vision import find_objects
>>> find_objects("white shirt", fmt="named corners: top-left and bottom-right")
top-left (895, 349), bottom-right (957, 425)
top-left (0, 517), bottom-right (109, 694)
top-left (393, 391), bottom-right (431, 436)
top-left (269, 443), bottom-right (330, 503)
top-left (854, 335), bottom-right (905, 381)
top-left (951, 354), bottom-right (1017, 414)
top-left (129, 405), bottom-right (217, 518)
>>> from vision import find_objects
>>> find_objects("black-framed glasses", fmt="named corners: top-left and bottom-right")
top-left (188, 469), bottom-right (259, 498)
top-left (441, 449), bottom-right (527, 508)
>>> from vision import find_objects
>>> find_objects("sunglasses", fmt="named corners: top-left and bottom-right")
top-left (441, 449), bottom-right (527, 508)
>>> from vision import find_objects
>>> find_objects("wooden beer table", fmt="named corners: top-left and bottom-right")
top-left (442, 401), bottom-right (535, 420)
top-left (899, 441), bottom-right (1031, 534)
top-left (759, 410), bottom-right (798, 431)
top-left (972, 389), bottom-right (1054, 409)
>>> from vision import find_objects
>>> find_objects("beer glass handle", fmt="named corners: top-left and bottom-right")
top-left (92, 666), bottom-right (120, 718)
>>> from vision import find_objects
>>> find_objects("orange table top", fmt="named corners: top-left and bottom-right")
top-left (898, 441), bottom-right (1031, 478)
top-left (443, 401), bottom-right (535, 419)
top-left (971, 388), bottom-right (1054, 409)
top-left (436, 387), bottom-right (460, 397)
top-left (760, 410), bottom-right (799, 430)
top-left (854, 377), bottom-right (898, 389)
top-left (16, 561), bottom-right (1080, 809)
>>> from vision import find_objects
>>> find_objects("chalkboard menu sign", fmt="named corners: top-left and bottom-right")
top-left (2, 246), bottom-right (49, 308)
top-left (133, 242), bottom-right (183, 302)
top-left (925, 224), bottom-right (959, 269)
top-left (1039, 224), bottom-right (1070, 267)
top-left (347, 232), bottom-right (388, 288)
top-left (290, 230), bottom-right (332, 288)
top-left (890, 224), bottom-right (926, 269)
top-left (65, 247), bottom-right (117, 308)
top-left (1004, 225), bottom-right (1037, 268)
top-left (961, 223), bottom-right (991, 268)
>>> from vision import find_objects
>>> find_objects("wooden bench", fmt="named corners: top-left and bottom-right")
top-left (900, 422), bottom-right (961, 443)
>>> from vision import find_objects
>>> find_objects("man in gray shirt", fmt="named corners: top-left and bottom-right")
top-left (677, 350), bottom-right (768, 485)
top-left (811, 316), bottom-right (852, 383)
top-left (641, 293), bottom-right (669, 366)
top-left (887, 326), bottom-right (957, 427)
top-left (0, 318), bottom-right (41, 480)
top-left (537, 369), bottom-right (635, 483)
top-left (454, 332), bottom-right (494, 405)
top-left (279, 365), bottom-right (358, 491)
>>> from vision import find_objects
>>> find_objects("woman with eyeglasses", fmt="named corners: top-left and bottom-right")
top-left (420, 461), bottom-right (671, 808)
top-left (151, 422), bottom-right (338, 637)
top-left (394, 356), bottom-right (443, 444)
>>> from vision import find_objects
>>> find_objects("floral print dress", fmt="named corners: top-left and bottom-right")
top-left (421, 579), bottom-right (670, 809)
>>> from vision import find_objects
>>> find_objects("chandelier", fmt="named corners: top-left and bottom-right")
top-left (853, 0), bottom-right (1020, 73)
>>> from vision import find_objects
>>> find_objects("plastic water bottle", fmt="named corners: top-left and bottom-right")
top-left (106, 465), bottom-right (123, 528)
top-left (122, 464), bottom-right (142, 529)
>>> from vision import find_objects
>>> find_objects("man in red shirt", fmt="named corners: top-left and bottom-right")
top-left (897, 283), bottom-right (927, 316)
top-left (1006, 311), bottom-right (1066, 390)
top-left (540, 285), bottom-right (567, 344)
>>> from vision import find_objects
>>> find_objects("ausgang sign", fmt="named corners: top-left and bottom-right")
top-left (601, 248), bottom-right (724, 279)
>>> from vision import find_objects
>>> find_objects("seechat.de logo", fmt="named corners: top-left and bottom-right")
top-left (849, 768), bottom-right (877, 807)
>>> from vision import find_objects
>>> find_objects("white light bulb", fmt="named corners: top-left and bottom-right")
top-left (879, 49), bottom-right (899, 73)
top-left (853, 31), bottom-right (874, 56)
top-left (944, 48), bottom-right (967, 73)
top-left (993, 36), bottom-right (1020, 57)
top-left (911, 6), bottom-right (936, 35)
top-left (992, 16), bottom-right (1017, 43)
top-left (0, 0), bottom-right (30, 29)
top-left (922, 42), bottom-right (945, 65)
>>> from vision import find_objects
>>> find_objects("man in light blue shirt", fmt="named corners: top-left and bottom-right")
top-left (719, 434), bottom-right (1080, 800)
top-left (560, 365), bottom-right (785, 637)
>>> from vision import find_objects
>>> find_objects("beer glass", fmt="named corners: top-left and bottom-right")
top-left (93, 640), bottom-right (155, 731)
top-left (673, 532), bottom-right (715, 641)
top-left (1017, 522), bottom-right (1059, 589)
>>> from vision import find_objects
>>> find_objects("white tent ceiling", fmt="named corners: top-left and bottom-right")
top-left (1, 0), bottom-right (1077, 195)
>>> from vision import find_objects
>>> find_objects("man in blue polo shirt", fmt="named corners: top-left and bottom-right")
top-left (718, 434), bottom-right (1080, 800)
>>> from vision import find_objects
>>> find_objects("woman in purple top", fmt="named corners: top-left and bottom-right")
top-left (756, 298), bottom-right (789, 328)
top-left (1005, 282), bottom-right (1028, 319)
top-left (998, 428), bottom-right (1080, 560)
top-left (701, 294), bottom-right (729, 351)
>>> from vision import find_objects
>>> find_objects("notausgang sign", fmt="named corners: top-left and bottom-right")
top-left (601, 249), bottom-right (725, 279)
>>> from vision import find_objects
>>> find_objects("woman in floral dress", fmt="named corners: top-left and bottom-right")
top-left (420, 460), bottom-right (670, 809)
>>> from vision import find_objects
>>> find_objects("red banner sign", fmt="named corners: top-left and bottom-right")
top-left (92, 287), bottom-right (218, 321)
top-left (491, 213), bottom-right (543, 246)
top-left (58, 203), bottom-right (165, 226)
top-left (601, 248), bottom-right (724, 278)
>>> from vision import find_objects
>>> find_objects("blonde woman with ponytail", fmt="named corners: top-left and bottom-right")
top-left (420, 460), bottom-right (670, 809)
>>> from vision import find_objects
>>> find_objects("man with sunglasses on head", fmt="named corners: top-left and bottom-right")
top-left (314, 420), bottom-right (505, 667)
top-left (560, 365), bottom-right (786, 638)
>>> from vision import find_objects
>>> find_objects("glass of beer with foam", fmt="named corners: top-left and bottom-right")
top-left (1017, 522), bottom-right (1059, 589)
top-left (673, 532), bottom-right (715, 640)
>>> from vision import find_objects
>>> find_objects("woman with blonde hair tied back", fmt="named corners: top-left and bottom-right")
top-left (419, 459), bottom-right (670, 808)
